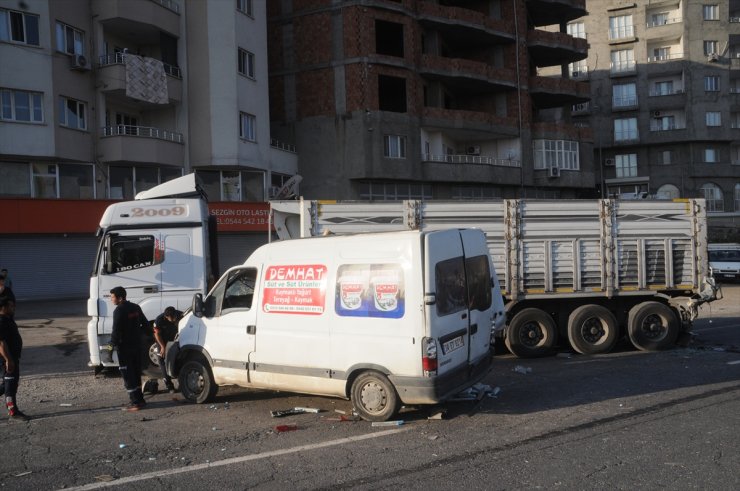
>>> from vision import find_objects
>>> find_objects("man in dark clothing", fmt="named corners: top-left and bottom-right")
top-left (0, 275), bottom-right (15, 305)
top-left (153, 306), bottom-right (182, 393)
top-left (0, 297), bottom-right (28, 421)
top-left (110, 286), bottom-right (148, 411)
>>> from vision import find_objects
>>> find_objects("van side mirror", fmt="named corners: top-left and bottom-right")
top-left (192, 293), bottom-right (204, 318)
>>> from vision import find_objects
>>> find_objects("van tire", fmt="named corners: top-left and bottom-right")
top-left (505, 308), bottom-right (557, 358)
top-left (351, 372), bottom-right (400, 422)
top-left (628, 301), bottom-right (679, 351)
top-left (179, 359), bottom-right (217, 404)
top-left (567, 305), bottom-right (619, 355)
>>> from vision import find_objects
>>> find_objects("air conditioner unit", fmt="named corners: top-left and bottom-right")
top-left (571, 71), bottom-right (581, 78)
top-left (71, 54), bottom-right (90, 71)
top-left (466, 145), bottom-right (481, 155)
top-left (548, 166), bottom-right (560, 178)
top-left (604, 158), bottom-right (615, 167)
top-left (652, 110), bottom-right (662, 117)
top-left (707, 53), bottom-right (719, 62)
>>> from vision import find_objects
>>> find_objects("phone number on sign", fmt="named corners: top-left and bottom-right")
top-left (216, 217), bottom-right (268, 225)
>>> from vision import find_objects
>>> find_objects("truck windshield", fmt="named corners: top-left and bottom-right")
top-left (710, 250), bottom-right (740, 262)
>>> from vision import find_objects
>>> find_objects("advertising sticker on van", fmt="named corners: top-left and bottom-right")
top-left (335, 264), bottom-right (405, 319)
top-left (262, 265), bottom-right (328, 314)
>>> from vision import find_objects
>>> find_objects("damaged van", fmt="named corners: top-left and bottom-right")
top-left (166, 228), bottom-right (503, 421)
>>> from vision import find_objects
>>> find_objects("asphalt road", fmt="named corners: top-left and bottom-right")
top-left (2, 286), bottom-right (739, 490)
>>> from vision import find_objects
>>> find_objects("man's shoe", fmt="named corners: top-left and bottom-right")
top-left (125, 401), bottom-right (146, 412)
top-left (165, 384), bottom-right (176, 394)
top-left (8, 409), bottom-right (30, 421)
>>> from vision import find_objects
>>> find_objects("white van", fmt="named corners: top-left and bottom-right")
top-left (167, 228), bottom-right (502, 421)
top-left (708, 243), bottom-right (740, 282)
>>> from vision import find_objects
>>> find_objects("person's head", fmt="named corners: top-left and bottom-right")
top-left (0, 297), bottom-right (15, 316)
top-left (163, 306), bottom-right (178, 322)
top-left (0, 276), bottom-right (5, 288)
top-left (1, 268), bottom-right (7, 276)
top-left (110, 286), bottom-right (127, 305)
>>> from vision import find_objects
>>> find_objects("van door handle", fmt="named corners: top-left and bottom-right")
top-left (470, 323), bottom-right (478, 335)
top-left (461, 313), bottom-right (468, 319)
top-left (247, 325), bottom-right (256, 335)
top-left (143, 286), bottom-right (159, 294)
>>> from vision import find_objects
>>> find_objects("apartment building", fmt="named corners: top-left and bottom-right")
top-left (267, 0), bottom-right (594, 200)
top-left (0, 0), bottom-right (295, 299)
top-left (568, 0), bottom-right (739, 240)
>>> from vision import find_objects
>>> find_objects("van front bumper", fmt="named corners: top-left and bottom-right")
top-left (389, 352), bottom-right (493, 405)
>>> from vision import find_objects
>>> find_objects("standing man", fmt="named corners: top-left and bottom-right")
top-left (0, 275), bottom-right (14, 305)
top-left (0, 298), bottom-right (28, 421)
top-left (153, 306), bottom-right (182, 393)
top-left (109, 286), bottom-right (148, 411)
top-left (1, 269), bottom-right (12, 289)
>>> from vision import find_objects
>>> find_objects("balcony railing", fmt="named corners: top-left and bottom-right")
top-left (571, 102), bottom-right (590, 113)
top-left (98, 53), bottom-right (182, 78)
top-left (270, 138), bottom-right (296, 153)
top-left (570, 68), bottom-right (589, 79)
top-left (730, 16), bottom-right (740, 23)
top-left (612, 96), bottom-right (638, 107)
top-left (650, 122), bottom-right (686, 131)
top-left (422, 154), bottom-right (521, 168)
top-left (647, 53), bottom-right (683, 62)
top-left (649, 88), bottom-right (684, 96)
top-left (102, 125), bottom-right (183, 143)
top-left (730, 87), bottom-right (740, 93)
top-left (614, 131), bottom-right (639, 141)
top-left (646, 17), bottom-right (682, 27)
top-left (610, 61), bottom-right (636, 74)
top-left (150, 0), bottom-right (180, 14)
top-left (608, 25), bottom-right (635, 40)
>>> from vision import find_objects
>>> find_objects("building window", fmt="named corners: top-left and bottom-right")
top-left (532, 140), bottom-right (580, 170)
top-left (649, 12), bottom-right (669, 26)
top-left (238, 48), bottom-right (255, 78)
top-left (236, 0), bottom-right (253, 16)
top-left (610, 49), bottom-right (634, 73)
top-left (652, 47), bottom-right (671, 61)
top-left (652, 80), bottom-right (674, 96)
top-left (704, 76), bottom-right (720, 92)
top-left (704, 148), bottom-right (718, 162)
top-left (0, 8), bottom-right (40, 46)
top-left (702, 5), bottom-right (719, 20)
top-left (735, 184), bottom-right (740, 211)
top-left (703, 40), bottom-right (718, 56)
top-left (569, 59), bottom-right (588, 78)
top-left (31, 163), bottom-right (58, 198)
top-left (55, 21), bottom-right (84, 55)
top-left (656, 184), bottom-right (680, 199)
top-left (197, 169), bottom-right (265, 201)
top-left (378, 75), bottom-right (407, 112)
top-left (608, 15), bottom-right (634, 40)
top-left (1, 88), bottom-right (43, 123)
top-left (614, 118), bottom-right (638, 141)
top-left (0, 162), bottom-right (31, 196)
top-left (239, 112), bottom-right (256, 141)
top-left (359, 181), bottom-right (432, 201)
top-left (652, 115), bottom-right (676, 131)
top-left (384, 135), bottom-right (407, 159)
top-left (60, 163), bottom-right (95, 199)
top-left (706, 111), bottom-right (721, 127)
top-left (660, 150), bottom-right (673, 165)
top-left (375, 20), bottom-right (404, 57)
top-left (59, 96), bottom-right (87, 130)
top-left (700, 183), bottom-right (723, 211)
top-left (613, 83), bottom-right (637, 107)
top-left (566, 21), bottom-right (586, 39)
top-left (615, 154), bottom-right (637, 178)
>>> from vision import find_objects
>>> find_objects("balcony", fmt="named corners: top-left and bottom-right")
top-left (97, 53), bottom-right (182, 103)
top-left (647, 52), bottom-right (683, 63)
top-left (93, 0), bottom-right (180, 37)
top-left (99, 125), bottom-right (184, 166)
top-left (646, 17), bottom-right (682, 28)
top-left (529, 76), bottom-right (590, 109)
top-left (608, 25), bottom-right (636, 43)
top-left (649, 87), bottom-right (684, 97)
top-left (612, 96), bottom-right (638, 111)
top-left (421, 107), bottom-right (519, 139)
top-left (613, 131), bottom-right (639, 145)
top-left (421, 153), bottom-right (520, 168)
top-left (649, 122), bottom-right (686, 132)
top-left (419, 54), bottom-right (517, 92)
top-left (528, 30), bottom-right (588, 67)
top-left (417, 2), bottom-right (515, 45)
top-left (610, 61), bottom-right (636, 76)
top-left (525, 0), bottom-right (587, 27)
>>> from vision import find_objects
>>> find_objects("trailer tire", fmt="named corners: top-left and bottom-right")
top-left (351, 371), bottom-right (400, 422)
top-left (179, 359), bottom-right (217, 404)
top-left (567, 305), bottom-right (619, 355)
top-left (505, 308), bottom-right (557, 358)
top-left (627, 301), bottom-right (679, 351)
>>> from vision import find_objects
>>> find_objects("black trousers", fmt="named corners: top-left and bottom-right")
top-left (158, 354), bottom-right (174, 387)
top-left (1, 358), bottom-right (20, 405)
top-left (118, 350), bottom-right (144, 404)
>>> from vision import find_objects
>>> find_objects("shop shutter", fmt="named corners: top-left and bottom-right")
top-left (215, 233), bottom-right (269, 276)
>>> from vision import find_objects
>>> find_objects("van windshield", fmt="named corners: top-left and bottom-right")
top-left (709, 250), bottom-right (740, 262)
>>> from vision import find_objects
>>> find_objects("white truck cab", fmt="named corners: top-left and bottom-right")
top-left (168, 228), bottom-right (500, 421)
top-left (87, 175), bottom-right (216, 371)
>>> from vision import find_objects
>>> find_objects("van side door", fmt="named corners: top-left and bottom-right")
top-left (201, 267), bottom-right (258, 386)
top-left (459, 229), bottom-right (494, 362)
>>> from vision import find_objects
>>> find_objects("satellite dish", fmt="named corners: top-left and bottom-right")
top-left (274, 175), bottom-right (303, 200)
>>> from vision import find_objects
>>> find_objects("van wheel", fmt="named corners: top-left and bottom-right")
top-left (628, 301), bottom-right (679, 351)
top-left (567, 305), bottom-right (619, 355)
top-left (179, 359), bottom-right (217, 404)
top-left (505, 308), bottom-right (557, 358)
top-left (148, 342), bottom-right (160, 368)
top-left (351, 372), bottom-right (400, 422)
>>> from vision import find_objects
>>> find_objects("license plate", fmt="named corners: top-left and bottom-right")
top-left (442, 335), bottom-right (464, 355)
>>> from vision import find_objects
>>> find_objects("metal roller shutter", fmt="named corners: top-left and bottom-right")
top-left (0, 234), bottom-right (99, 300)
top-left (215, 233), bottom-right (269, 275)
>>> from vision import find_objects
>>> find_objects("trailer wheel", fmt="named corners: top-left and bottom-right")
top-left (179, 359), bottom-right (217, 404)
top-left (567, 305), bottom-right (619, 355)
top-left (627, 301), bottom-right (679, 351)
top-left (351, 371), bottom-right (400, 422)
top-left (505, 308), bottom-right (557, 358)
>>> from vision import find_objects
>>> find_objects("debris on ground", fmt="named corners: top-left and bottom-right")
top-left (271, 407), bottom-right (322, 417)
top-left (427, 410), bottom-right (446, 420)
top-left (334, 409), bottom-right (347, 415)
top-left (59, 403), bottom-right (73, 407)
top-left (118, 443), bottom-right (127, 449)
top-left (274, 424), bottom-right (298, 433)
top-left (371, 420), bottom-right (404, 427)
top-left (513, 365), bottom-right (532, 374)
top-left (294, 407), bottom-right (321, 413)
top-left (428, 435), bottom-right (439, 441)
top-left (325, 414), bottom-right (361, 422)
top-left (556, 352), bottom-right (573, 359)
top-left (14, 471), bottom-right (32, 477)
top-left (94, 475), bottom-right (115, 482)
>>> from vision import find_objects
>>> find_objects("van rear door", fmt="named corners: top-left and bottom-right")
top-left (424, 230), bottom-right (471, 374)
top-left (459, 229), bottom-right (493, 362)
